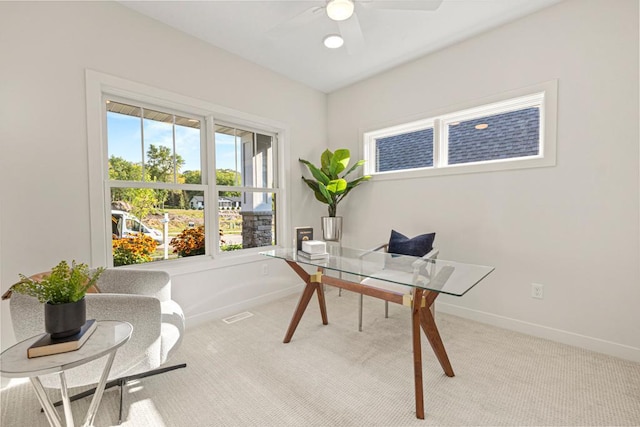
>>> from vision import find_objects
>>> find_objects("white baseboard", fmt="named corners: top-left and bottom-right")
top-left (182, 285), bottom-right (640, 363)
top-left (436, 302), bottom-right (640, 363)
top-left (184, 282), bottom-right (302, 328)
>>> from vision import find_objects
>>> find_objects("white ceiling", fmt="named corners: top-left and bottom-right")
top-left (120, 0), bottom-right (563, 93)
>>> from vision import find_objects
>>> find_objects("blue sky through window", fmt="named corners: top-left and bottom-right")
top-left (107, 111), bottom-right (237, 173)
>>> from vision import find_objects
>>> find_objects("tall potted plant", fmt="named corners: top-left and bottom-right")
top-left (299, 148), bottom-right (371, 241)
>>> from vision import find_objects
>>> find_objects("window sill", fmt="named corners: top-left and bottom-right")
top-left (113, 249), bottom-right (278, 277)
top-left (370, 155), bottom-right (555, 181)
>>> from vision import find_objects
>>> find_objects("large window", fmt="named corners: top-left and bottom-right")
top-left (363, 81), bottom-right (557, 178)
top-left (87, 71), bottom-right (284, 268)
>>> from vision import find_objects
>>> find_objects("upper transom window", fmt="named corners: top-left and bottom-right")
top-left (363, 81), bottom-right (557, 178)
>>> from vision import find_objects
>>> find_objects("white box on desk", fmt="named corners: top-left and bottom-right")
top-left (302, 240), bottom-right (326, 254)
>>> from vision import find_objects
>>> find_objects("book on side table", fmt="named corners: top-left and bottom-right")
top-left (27, 319), bottom-right (97, 358)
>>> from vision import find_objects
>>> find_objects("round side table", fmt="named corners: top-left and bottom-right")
top-left (0, 320), bottom-right (132, 427)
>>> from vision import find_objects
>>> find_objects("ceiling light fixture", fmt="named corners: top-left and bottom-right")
top-left (475, 123), bottom-right (489, 130)
top-left (326, 0), bottom-right (355, 21)
top-left (323, 34), bottom-right (344, 49)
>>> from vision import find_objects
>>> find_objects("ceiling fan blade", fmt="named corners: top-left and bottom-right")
top-left (338, 12), bottom-right (365, 55)
top-left (360, 0), bottom-right (443, 11)
top-left (267, 4), bottom-right (325, 35)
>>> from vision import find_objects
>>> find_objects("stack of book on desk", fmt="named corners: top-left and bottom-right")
top-left (298, 240), bottom-right (329, 260)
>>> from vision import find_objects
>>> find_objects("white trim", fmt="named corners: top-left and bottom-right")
top-left (85, 69), bottom-right (290, 269)
top-left (86, 71), bottom-right (108, 267)
top-left (436, 302), bottom-right (640, 362)
top-left (362, 80), bottom-right (558, 180)
top-left (439, 91), bottom-right (544, 124)
top-left (366, 118), bottom-right (435, 140)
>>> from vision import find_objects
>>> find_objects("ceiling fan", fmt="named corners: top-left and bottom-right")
top-left (271, 0), bottom-right (443, 54)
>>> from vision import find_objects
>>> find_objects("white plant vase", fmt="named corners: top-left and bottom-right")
top-left (321, 216), bottom-right (343, 242)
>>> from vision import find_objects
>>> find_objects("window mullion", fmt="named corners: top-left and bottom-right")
top-left (172, 115), bottom-right (177, 184)
top-left (433, 118), bottom-right (449, 168)
top-left (206, 115), bottom-right (217, 256)
top-left (140, 107), bottom-right (146, 181)
top-left (272, 134), bottom-right (279, 188)
top-left (438, 118), bottom-right (448, 167)
top-left (432, 118), bottom-right (441, 168)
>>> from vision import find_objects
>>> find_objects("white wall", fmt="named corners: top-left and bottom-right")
top-left (328, 0), bottom-right (640, 361)
top-left (0, 2), bottom-right (326, 350)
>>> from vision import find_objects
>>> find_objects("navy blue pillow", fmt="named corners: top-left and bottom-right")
top-left (388, 230), bottom-right (435, 257)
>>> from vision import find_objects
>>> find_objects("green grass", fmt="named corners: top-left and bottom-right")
top-left (143, 209), bottom-right (243, 235)
top-left (143, 209), bottom-right (207, 234)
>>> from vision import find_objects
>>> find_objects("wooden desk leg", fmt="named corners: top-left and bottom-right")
top-left (316, 268), bottom-right (328, 325)
top-left (419, 294), bottom-right (455, 377)
top-left (411, 288), bottom-right (425, 420)
top-left (283, 262), bottom-right (330, 343)
top-left (283, 282), bottom-right (317, 343)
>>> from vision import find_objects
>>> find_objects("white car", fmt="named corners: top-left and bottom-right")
top-left (111, 210), bottom-right (164, 243)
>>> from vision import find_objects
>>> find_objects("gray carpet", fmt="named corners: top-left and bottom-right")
top-left (2, 287), bottom-right (640, 426)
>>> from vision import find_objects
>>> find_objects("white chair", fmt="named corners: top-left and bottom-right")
top-left (7, 268), bottom-right (186, 423)
top-left (358, 243), bottom-right (439, 331)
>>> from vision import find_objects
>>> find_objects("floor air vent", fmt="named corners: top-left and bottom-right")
top-left (222, 312), bottom-right (254, 324)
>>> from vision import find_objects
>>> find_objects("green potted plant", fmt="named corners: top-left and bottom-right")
top-left (299, 148), bottom-right (371, 241)
top-left (11, 260), bottom-right (104, 338)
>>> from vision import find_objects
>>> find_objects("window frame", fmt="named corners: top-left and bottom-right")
top-left (362, 80), bottom-right (558, 180)
top-left (86, 70), bottom-right (289, 270)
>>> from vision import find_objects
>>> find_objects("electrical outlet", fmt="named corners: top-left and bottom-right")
top-left (261, 264), bottom-right (268, 276)
top-left (531, 283), bottom-right (544, 299)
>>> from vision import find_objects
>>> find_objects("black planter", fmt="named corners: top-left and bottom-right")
top-left (44, 298), bottom-right (86, 339)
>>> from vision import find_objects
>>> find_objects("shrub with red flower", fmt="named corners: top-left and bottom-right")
top-left (171, 226), bottom-right (205, 257)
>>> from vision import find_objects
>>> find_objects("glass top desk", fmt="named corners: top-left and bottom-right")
top-left (261, 247), bottom-right (494, 420)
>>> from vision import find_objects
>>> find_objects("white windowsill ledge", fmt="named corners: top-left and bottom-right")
top-left (112, 249), bottom-right (279, 277)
